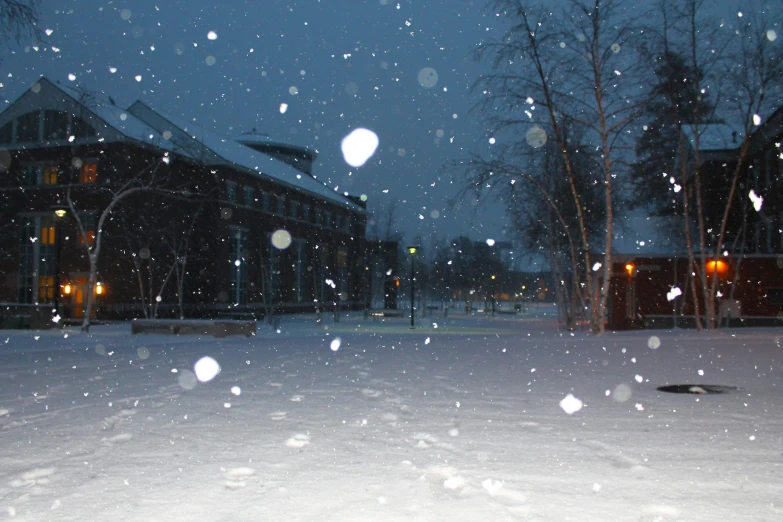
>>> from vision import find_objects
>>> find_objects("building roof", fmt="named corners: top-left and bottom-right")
top-left (127, 101), bottom-right (363, 213)
top-left (682, 123), bottom-right (744, 152)
top-left (0, 78), bottom-right (176, 152)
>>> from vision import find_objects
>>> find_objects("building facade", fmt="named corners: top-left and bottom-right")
top-left (0, 78), bottom-right (367, 325)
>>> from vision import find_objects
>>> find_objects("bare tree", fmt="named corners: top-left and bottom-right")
top-left (471, 0), bottom-right (649, 333)
top-left (66, 159), bottom-right (167, 332)
top-left (0, 0), bottom-right (40, 46)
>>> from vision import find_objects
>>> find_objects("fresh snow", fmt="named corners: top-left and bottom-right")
top-left (1, 309), bottom-right (781, 520)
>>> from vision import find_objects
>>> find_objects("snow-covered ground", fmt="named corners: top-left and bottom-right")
top-left (1, 308), bottom-right (781, 521)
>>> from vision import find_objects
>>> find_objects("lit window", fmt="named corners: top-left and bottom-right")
top-left (79, 229), bottom-right (96, 245)
top-left (43, 165), bottom-right (58, 185)
top-left (40, 226), bottom-right (55, 245)
top-left (81, 163), bottom-right (98, 183)
top-left (38, 276), bottom-right (55, 302)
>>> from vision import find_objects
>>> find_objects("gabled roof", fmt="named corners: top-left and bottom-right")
top-left (127, 101), bottom-right (363, 213)
top-left (0, 77), bottom-right (174, 152)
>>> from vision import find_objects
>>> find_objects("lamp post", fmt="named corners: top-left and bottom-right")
top-left (52, 206), bottom-right (68, 320)
top-left (407, 246), bottom-right (420, 329)
top-left (491, 274), bottom-right (496, 317)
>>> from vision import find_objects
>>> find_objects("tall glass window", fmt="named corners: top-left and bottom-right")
top-left (229, 226), bottom-right (248, 305)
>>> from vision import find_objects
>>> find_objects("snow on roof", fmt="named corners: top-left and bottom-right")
top-left (54, 80), bottom-right (176, 152)
top-left (129, 103), bottom-right (362, 212)
top-left (682, 123), bottom-right (744, 152)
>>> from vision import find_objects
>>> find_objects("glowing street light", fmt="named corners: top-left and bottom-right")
top-left (407, 246), bottom-right (420, 329)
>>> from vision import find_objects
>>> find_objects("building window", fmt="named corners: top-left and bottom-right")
top-left (243, 186), bottom-right (255, 208)
top-left (18, 216), bottom-right (56, 304)
top-left (43, 110), bottom-right (68, 140)
top-left (293, 239), bottom-right (308, 303)
top-left (289, 199), bottom-right (299, 220)
top-left (79, 229), bottom-right (96, 246)
top-left (81, 163), bottom-right (98, 183)
top-left (225, 180), bottom-right (237, 203)
top-left (43, 165), bottom-right (58, 185)
top-left (16, 112), bottom-right (40, 142)
top-left (229, 227), bottom-right (249, 305)
top-left (275, 195), bottom-right (285, 215)
top-left (0, 121), bottom-right (12, 144)
top-left (22, 165), bottom-right (41, 185)
top-left (324, 211), bottom-right (333, 229)
top-left (261, 191), bottom-right (271, 212)
top-left (301, 203), bottom-right (311, 223)
top-left (262, 237), bottom-right (279, 306)
top-left (334, 214), bottom-right (342, 232)
top-left (72, 117), bottom-right (96, 139)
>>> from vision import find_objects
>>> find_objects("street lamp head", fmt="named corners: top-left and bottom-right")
top-left (407, 245), bottom-right (420, 255)
top-left (54, 208), bottom-right (67, 218)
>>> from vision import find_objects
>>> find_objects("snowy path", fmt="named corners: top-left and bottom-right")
top-left (1, 314), bottom-right (782, 521)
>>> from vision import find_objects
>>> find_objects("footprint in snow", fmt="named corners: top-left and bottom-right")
top-left (9, 467), bottom-right (57, 489)
top-left (269, 411), bottom-right (287, 421)
top-left (285, 433), bottom-right (310, 448)
top-left (289, 395), bottom-right (304, 403)
top-left (102, 433), bottom-right (133, 445)
top-left (223, 467), bottom-right (255, 490)
top-left (361, 388), bottom-right (382, 398)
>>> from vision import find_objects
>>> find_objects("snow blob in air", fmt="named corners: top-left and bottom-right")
top-left (559, 394), bottom-right (583, 414)
top-left (647, 335), bottom-right (661, 350)
top-left (137, 347), bottom-right (150, 360)
top-left (205, 55), bottom-right (216, 66)
top-left (95, 343), bottom-right (106, 355)
top-left (271, 229), bottom-right (292, 250)
top-left (749, 189), bottom-right (763, 211)
top-left (666, 286), bottom-right (682, 302)
top-left (68, 73), bottom-right (76, 81)
top-left (345, 81), bottom-right (359, 95)
top-left (178, 370), bottom-right (198, 390)
top-left (611, 43), bottom-right (621, 53)
top-left (135, 75), bottom-right (142, 82)
top-left (430, 210), bottom-right (440, 219)
top-left (279, 103), bottom-right (288, 114)
top-left (207, 30), bottom-right (218, 40)
top-left (635, 374), bottom-right (644, 383)
top-left (753, 113), bottom-right (762, 126)
top-left (30, 82), bottom-right (41, 93)
top-left (489, 137), bottom-right (496, 144)
top-left (486, 238), bottom-right (496, 247)
top-left (288, 86), bottom-right (299, 95)
top-left (613, 383), bottom-right (632, 402)
top-left (341, 128), bottom-right (379, 167)
top-left (330, 337), bottom-right (341, 351)
top-left (194, 356), bottom-right (221, 383)
top-left (417, 67), bottom-right (439, 88)
top-left (768, 30), bottom-right (778, 42)
top-left (120, 9), bottom-right (132, 21)
top-left (231, 386), bottom-right (241, 396)
top-left (526, 126), bottom-right (547, 148)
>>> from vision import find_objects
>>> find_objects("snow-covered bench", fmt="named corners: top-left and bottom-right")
top-left (131, 319), bottom-right (256, 338)
top-left (366, 309), bottom-right (405, 320)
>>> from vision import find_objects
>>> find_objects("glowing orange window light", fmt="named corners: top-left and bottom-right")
top-left (706, 260), bottom-right (728, 276)
top-left (625, 263), bottom-right (634, 275)
top-left (63, 284), bottom-right (72, 295)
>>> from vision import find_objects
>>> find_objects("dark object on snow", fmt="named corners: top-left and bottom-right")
top-left (657, 384), bottom-right (738, 395)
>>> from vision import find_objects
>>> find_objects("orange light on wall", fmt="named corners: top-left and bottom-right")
top-left (625, 263), bottom-right (634, 275)
top-left (63, 284), bottom-right (72, 295)
top-left (706, 259), bottom-right (729, 276)
top-left (95, 282), bottom-right (104, 295)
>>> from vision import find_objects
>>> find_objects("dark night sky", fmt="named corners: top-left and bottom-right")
top-left (2, 0), bottom-right (508, 247)
top-left (1, 0), bottom-right (772, 262)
